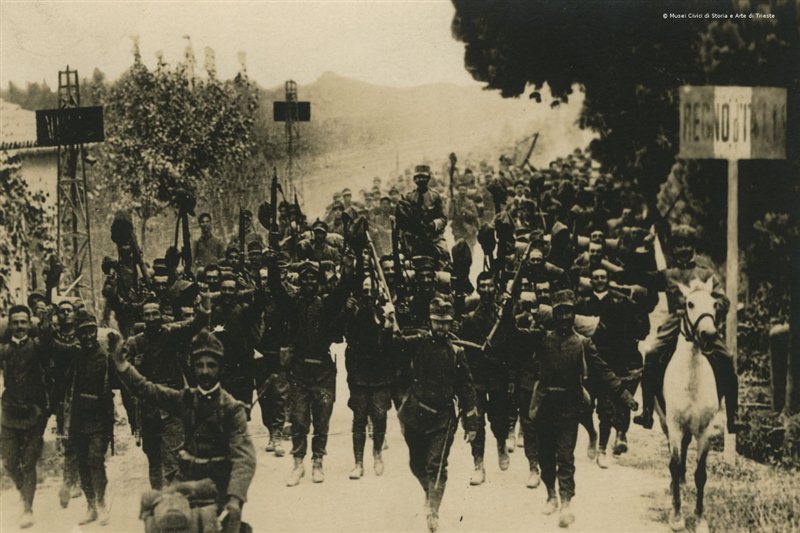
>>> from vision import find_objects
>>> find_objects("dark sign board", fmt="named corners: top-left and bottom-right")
top-left (35, 106), bottom-right (105, 147)
top-left (273, 101), bottom-right (311, 122)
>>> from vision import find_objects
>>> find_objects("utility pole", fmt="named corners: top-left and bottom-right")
top-left (273, 80), bottom-right (310, 202)
top-left (36, 67), bottom-right (104, 311)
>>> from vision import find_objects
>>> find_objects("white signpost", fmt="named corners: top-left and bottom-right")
top-left (678, 85), bottom-right (787, 460)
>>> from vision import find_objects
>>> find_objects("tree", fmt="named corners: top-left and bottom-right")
top-left (0, 152), bottom-right (55, 312)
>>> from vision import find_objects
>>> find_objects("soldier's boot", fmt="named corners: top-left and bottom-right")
top-left (97, 501), bottom-right (110, 526)
top-left (506, 433), bottom-right (516, 453)
top-left (612, 432), bottom-right (628, 456)
top-left (286, 457), bottom-right (305, 487)
top-left (273, 437), bottom-right (286, 458)
top-left (469, 457), bottom-right (485, 486)
top-left (373, 450), bottom-right (385, 477)
top-left (542, 489), bottom-right (559, 515)
top-left (634, 352), bottom-right (660, 429)
top-left (596, 450), bottom-right (609, 469)
top-left (426, 510), bottom-right (439, 533)
top-left (71, 485), bottom-right (82, 499)
top-left (59, 483), bottom-right (71, 508)
top-left (311, 457), bottom-right (325, 483)
top-left (586, 431), bottom-right (598, 461)
top-left (558, 499), bottom-right (575, 528)
top-left (526, 464), bottom-right (541, 489)
top-left (78, 502), bottom-right (98, 525)
top-left (349, 461), bottom-right (364, 480)
top-left (517, 426), bottom-right (524, 448)
top-left (497, 440), bottom-right (510, 471)
top-left (19, 510), bottom-right (34, 530)
top-left (266, 435), bottom-right (276, 452)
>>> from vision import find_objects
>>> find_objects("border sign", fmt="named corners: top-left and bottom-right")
top-left (678, 85), bottom-right (787, 461)
top-left (35, 106), bottom-right (105, 147)
top-left (679, 86), bottom-right (786, 160)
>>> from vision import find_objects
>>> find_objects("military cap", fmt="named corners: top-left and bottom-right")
top-left (429, 297), bottom-right (454, 321)
top-left (190, 329), bottom-right (224, 360)
top-left (413, 165), bottom-right (432, 179)
top-left (27, 290), bottom-right (46, 308)
top-left (552, 289), bottom-right (576, 309)
top-left (671, 224), bottom-right (697, 245)
top-left (331, 200), bottom-right (344, 210)
top-left (312, 219), bottom-right (329, 233)
top-left (380, 195), bottom-right (391, 203)
top-left (219, 272), bottom-right (237, 284)
top-left (297, 260), bottom-right (320, 275)
top-left (9, 304), bottom-right (31, 318)
top-left (76, 312), bottom-right (98, 330)
top-left (412, 255), bottom-right (436, 272)
top-left (225, 244), bottom-right (240, 254)
top-left (247, 240), bottom-right (263, 252)
top-left (341, 188), bottom-right (352, 195)
top-left (388, 186), bottom-right (399, 194)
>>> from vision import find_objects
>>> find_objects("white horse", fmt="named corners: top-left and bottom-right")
top-left (655, 277), bottom-right (724, 533)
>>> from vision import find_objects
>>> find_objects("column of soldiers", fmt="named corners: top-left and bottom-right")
top-left (0, 146), bottom-right (743, 533)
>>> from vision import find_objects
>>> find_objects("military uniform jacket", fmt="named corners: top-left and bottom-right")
top-left (343, 302), bottom-right (393, 388)
top-left (576, 291), bottom-right (648, 375)
top-left (457, 302), bottom-right (510, 391)
top-left (391, 331), bottom-right (478, 433)
top-left (512, 327), bottom-right (627, 418)
top-left (0, 336), bottom-right (49, 429)
top-left (211, 299), bottom-right (264, 381)
top-left (396, 189), bottom-right (447, 237)
top-left (117, 365), bottom-right (256, 503)
top-left (64, 343), bottom-right (118, 435)
top-left (193, 234), bottom-right (226, 269)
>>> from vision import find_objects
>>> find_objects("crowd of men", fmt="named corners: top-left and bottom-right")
top-left (0, 147), bottom-right (744, 532)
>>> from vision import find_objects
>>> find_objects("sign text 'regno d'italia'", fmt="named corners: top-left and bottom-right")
top-left (678, 86), bottom-right (786, 160)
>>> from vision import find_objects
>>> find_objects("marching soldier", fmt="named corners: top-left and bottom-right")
top-left (0, 305), bottom-right (51, 529)
top-left (68, 313), bottom-right (119, 526)
top-left (299, 220), bottom-right (342, 263)
top-left (120, 296), bottom-right (209, 489)
top-left (511, 289), bottom-right (638, 528)
top-left (395, 165), bottom-right (449, 264)
top-left (111, 329), bottom-right (257, 533)
top-left (633, 225), bottom-right (746, 433)
top-left (268, 256), bottom-right (355, 486)
top-left (386, 297), bottom-right (479, 533)
top-left (342, 277), bottom-right (394, 479)
top-left (576, 267), bottom-right (648, 467)
top-left (457, 272), bottom-right (512, 485)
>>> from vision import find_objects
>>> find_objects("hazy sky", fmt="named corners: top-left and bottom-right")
top-left (1, 1), bottom-right (478, 89)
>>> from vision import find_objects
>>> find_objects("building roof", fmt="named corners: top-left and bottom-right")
top-left (1, 98), bottom-right (38, 150)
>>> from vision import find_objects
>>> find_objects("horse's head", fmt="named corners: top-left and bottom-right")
top-left (678, 277), bottom-right (718, 347)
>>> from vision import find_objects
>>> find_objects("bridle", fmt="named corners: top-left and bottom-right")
top-left (680, 302), bottom-right (717, 351)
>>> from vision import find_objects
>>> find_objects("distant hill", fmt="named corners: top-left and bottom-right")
top-left (258, 72), bottom-right (594, 213)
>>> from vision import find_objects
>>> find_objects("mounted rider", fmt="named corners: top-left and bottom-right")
top-left (633, 224), bottom-right (746, 433)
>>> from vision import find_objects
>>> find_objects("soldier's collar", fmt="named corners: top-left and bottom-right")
top-left (197, 382), bottom-right (221, 399)
top-left (10, 335), bottom-right (29, 346)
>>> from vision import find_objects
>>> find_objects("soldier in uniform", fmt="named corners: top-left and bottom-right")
top-left (111, 329), bottom-right (256, 533)
top-left (68, 313), bottom-right (118, 526)
top-left (576, 267), bottom-right (648, 467)
top-left (0, 305), bottom-right (51, 529)
top-left (267, 256), bottom-right (355, 486)
top-left (299, 220), bottom-right (342, 263)
top-left (121, 296), bottom-right (209, 489)
top-left (386, 297), bottom-right (479, 533)
top-left (193, 212), bottom-right (226, 270)
top-left (457, 272), bottom-right (512, 485)
top-left (512, 289), bottom-right (639, 528)
top-left (450, 182), bottom-right (480, 249)
top-left (633, 225), bottom-right (746, 433)
top-left (342, 277), bottom-right (394, 479)
top-left (370, 196), bottom-right (394, 257)
top-left (395, 165), bottom-right (449, 265)
top-left (48, 298), bottom-right (83, 508)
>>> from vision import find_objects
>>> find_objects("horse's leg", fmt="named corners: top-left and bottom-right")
top-left (679, 432), bottom-right (691, 485)
top-left (694, 440), bottom-right (710, 533)
top-left (667, 432), bottom-right (685, 531)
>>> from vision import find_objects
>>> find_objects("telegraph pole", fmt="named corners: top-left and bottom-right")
top-left (273, 81), bottom-right (310, 202)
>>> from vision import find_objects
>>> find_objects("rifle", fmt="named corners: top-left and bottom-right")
top-left (448, 152), bottom-right (457, 216)
top-left (365, 230), bottom-right (393, 305)
top-left (269, 168), bottom-right (279, 249)
top-left (520, 133), bottom-right (539, 170)
top-left (483, 235), bottom-right (536, 350)
top-left (390, 221), bottom-right (406, 300)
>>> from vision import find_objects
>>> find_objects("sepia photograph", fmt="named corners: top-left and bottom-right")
top-left (0, 1), bottom-right (798, 532)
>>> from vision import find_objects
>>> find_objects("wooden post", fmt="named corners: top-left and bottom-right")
top-left (724, 158), bottom-right (739, 463)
